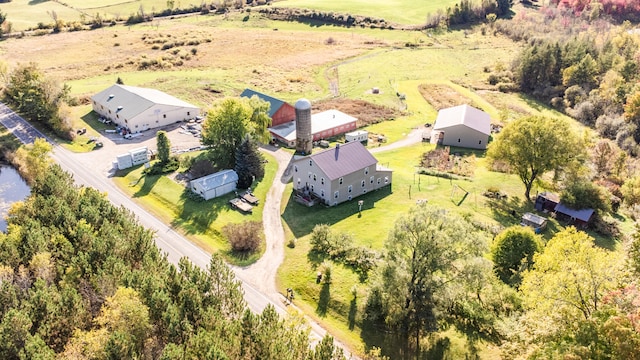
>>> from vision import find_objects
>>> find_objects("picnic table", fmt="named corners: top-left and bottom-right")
top-left (229, 198), bottom-right (253, 213)
top-left (240, 191), bottom-right (259, 205)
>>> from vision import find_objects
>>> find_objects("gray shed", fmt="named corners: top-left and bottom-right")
top-left (190, 170), bottom-right (239, 201)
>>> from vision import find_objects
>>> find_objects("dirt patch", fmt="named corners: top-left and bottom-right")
top-left (418, 84), bottom-right (481, 111)
top-left (311, 99), bottom-right (401, 127)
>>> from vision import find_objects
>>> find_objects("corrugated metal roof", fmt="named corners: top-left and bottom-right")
top-left (92, 84), bottom-right (198, 121)
top-left (240, 89), bottom-right (287, 117)
top-left (433, 104), bottom-right (491, 135)
top-left (268, 109), bottom-right (357, 141)
top-left (304, 142), bottom-right (377, 181)
top-left (554, 203), bottom-right (594, 222)
top-left (191, 170), bottom-right (238, 191)
top-left (522, 212), bottom-right (547, 226)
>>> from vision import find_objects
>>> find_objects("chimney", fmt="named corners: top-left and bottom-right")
top-left (335, 144), bottom-right (340, 160)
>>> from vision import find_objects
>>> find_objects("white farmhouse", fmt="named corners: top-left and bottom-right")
top-left (91, 84), bottom-right (200, 133)
top-left (431, 104), bottom-right (491, 150)
top-left (190, 170), bottom-right (239, 201)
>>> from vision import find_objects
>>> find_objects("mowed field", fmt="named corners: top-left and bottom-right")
top-left (1, 0), bottom-right (458, 31)
top-left (275, 0), bottom-right (459, 25)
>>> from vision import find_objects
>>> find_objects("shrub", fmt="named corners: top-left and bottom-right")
top-left (144, 158), bottom-right (179, 175)
top-left (223, 221), bottom-right (263, 252)
top-left (491, 226), bottom-right (541, 287)
top-left (596, 114), bottom-right (625, 140)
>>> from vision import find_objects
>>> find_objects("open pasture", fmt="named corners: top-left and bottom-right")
top-left (275, 0), bottom-right (460, 25)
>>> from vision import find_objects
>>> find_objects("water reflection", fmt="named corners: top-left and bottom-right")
top-left (0, 165), bottom-right (31, 232)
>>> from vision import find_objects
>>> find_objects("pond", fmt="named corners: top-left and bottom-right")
top-left (0, 165), bottom-right (30, 232)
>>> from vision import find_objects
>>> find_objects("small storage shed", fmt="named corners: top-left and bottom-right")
top-left (521, 212), bottom-right (548, 233)
top-left (554, 203), bottom-right (594, 228)
top-left (190, 170), bottom-right (239, 201)
top-left (116, 154), bottom-right (133, 170)
top-left (535, 192), bottom-right (560, 212)
top-left (345, 130), bottom-right (368, 144)
top-left (130, 147), bottom-right (149, 166)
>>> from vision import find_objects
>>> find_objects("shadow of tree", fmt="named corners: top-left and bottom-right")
top-left (485, 195), bottom-right (532, 227)
top-left (171, 187), bottom-right (226, 234)
top-left (348, 295), bottom-right (357, 330)
top-left (316, 281), bottom-right (330, 316)
top-left (133, 173), bottom-right (160, 198)
top-left (282, 186), bottom-right (392, 239)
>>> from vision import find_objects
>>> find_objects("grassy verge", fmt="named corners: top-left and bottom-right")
top-left (112, 151), bottom-right (277, 266)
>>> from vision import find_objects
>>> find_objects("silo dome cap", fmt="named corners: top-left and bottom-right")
top-left (295, 98), bottom-right (312, 110)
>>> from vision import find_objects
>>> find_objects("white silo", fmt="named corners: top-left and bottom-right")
top-left (295, 98), bottom-right (313, 154)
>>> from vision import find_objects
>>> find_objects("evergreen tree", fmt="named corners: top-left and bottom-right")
top-left (234, 136), bottom-right (264, 189)
top-left (156, 130), bottom-right (171, 164)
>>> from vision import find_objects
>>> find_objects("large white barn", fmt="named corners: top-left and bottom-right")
top-left (430, 104), bottom-right (491, 150)
top-left (91, 84), bottom-right (200, 133)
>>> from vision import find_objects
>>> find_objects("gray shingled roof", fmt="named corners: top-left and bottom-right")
top-left (92, 84), bottom-right (198, 121)
top-left (307, 141), bottom-right (377, 181)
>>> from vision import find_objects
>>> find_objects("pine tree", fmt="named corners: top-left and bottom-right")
top-left (234, 136), bottom-right (264, 189)
top-left (156, 131), bottom-right (171, 165)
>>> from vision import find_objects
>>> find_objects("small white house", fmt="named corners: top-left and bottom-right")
top-left (431, 104), bottom-right (491, 150)
top-left (190, 170), bottom-right (239, 200)
top-left (345, 130), bottom-right (368, 144)
top-left (115, 147), bottom-right (149, 170)
top-left (91, 84), bottom-right (200, 133)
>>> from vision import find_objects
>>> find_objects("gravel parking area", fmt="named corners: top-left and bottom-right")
top-left (74, 122), bottom-right (204, 177)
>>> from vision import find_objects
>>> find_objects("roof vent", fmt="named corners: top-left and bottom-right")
top-left (116, 106), bottom-right (123, 112)
top-left (108, 94), bottom-right (115, 99)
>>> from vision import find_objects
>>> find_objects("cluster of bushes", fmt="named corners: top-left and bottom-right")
top-left (144, 157), bottom-right (179, 175)
top-left (259, 7), bottom-right (394, 29)
top-left (223, 221), bottom-right (263, 253)
top-left (310, 224), bottom-right (378, 279)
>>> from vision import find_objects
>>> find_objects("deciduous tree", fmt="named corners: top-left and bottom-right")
top-left (201, 98), bottom-right (270, 169)
top-left (367, 204), bottom-right (489, 358)
top-left (487, 115), bottom-right (585, 201)
top-left (490, 226), bottom-right (541, 287)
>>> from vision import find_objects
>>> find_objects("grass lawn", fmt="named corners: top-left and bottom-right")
top-left (112, 151), bottom-right (278, 266)
top-left (275, 0), bottom-right (460, 26)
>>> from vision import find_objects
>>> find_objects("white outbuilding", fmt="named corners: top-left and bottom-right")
top-left (190, 170), bottom-right (239, 201)
top-left (431, 104), bottom-right (491, 150)
top-left (91, 84), bottom-right (200, 133)
top-left (115, 147), bottom-right (150, 170)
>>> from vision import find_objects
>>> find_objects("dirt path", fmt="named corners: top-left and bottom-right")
top-left (232, 146), bottom-right (293, 301)
top-left (370, 127), bottom-right (425, 153)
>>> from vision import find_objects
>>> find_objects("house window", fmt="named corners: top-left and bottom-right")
top-left (311, 185), bottom-right (314, 192)
top-left (187, 112), bottom-right (190, 116)
top-left (321, 178), bottom-right (324, 185)
top-left (313, 174), bottom-right (317, 181)
top-left (321, 190), bottom-right (325, 198)
top-left (109, 110), bottom-right (112, 114)
top-left (377, 178), bottom-right (381, 185)
top-left (363, 189), bottom-right (367, 194)
top-left (365, 167), bottom-right (369, 175)
top-left (348, 185), bottom-right (352, 193)
top-left (384, 176), bottom-right (389, 184)
top-left (297, 178), bottom-right (301, 185)
top-left (334, 191), bottom-right (339, 199)
top-left (339, 177), bottom-right (343, 185)
top-left (370, 176), bottom-right (374, 184)
top-left (116, 115), bottom-right (120, 119)
top-left (163, 114), bottom-right (167, 119)
top-left (135, 124), bottom-right (139, 128)
top-left (479, 140), bottom-right (482, 145)
top-left (308, 172), bottom-right (312, 179)
top-left (294, 165), bottom-right (298, 173)
top-left (156, 120), bottom-right (159, 123)
top-left (348, 195), bottom-right (352, 201)
top-left (361, 180), bottom-right (365, 187)
top-left (458, 138), bottom-right (461, 142)
top-left (309, 160), bottom-right (313, 166)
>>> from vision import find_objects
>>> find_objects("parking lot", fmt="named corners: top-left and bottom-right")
top-left (74, 121), bottom-right (205, 177)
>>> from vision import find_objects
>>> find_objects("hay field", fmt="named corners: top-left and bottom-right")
top-left (275, 0), bottom-right (459, 25)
